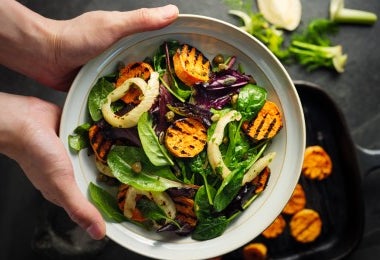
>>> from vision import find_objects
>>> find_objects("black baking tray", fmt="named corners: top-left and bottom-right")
top-left (225, 81), bottom-right (364, 259)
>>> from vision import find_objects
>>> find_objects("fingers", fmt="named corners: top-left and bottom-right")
top-left (9, 96), bottom-right (107, 240)
top-left (120, 4), bottom-right (179, 33)
top-left (62, 183), bottom-right (107, 240)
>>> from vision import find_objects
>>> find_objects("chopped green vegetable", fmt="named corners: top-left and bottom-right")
top-left (289, 41), bottom-right (347, 73)
top-left (289, 19), bottom-right (348, 73)
top-left (330, 0), bottom-right (377, 25)
top-left (228, 10), bottom-right (290, 59)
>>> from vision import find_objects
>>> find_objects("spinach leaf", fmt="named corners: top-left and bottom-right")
top-left (137, 112), bottom-right (174, 167)
top-left (88, 182), bottom-right (126, 222)
top-left (153, 40), bottom-right (181, 73)
top-left (213, 167), bottom-right (246, 212)
top-left (191, 216), bottom-right (230, 241)
top-left (88, 77), bottom-right (115, 121)
top-left (107, 146), bottom-right (183, 192)
top-left (194, 185), bottom-right (216, 219)
top-left (137, 198), bottom-right (179, 227)
top-left (236, 84), bottom-right (267, 120)
top-left (191, 156), bottom-right (217, 205)
top-left (68, 122), bottom-right (91, 152)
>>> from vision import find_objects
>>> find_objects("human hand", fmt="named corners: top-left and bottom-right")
top-left (0, 2), bottom-right (179, 91)
top-left (0, 93), bottom-right (105, 239)
top-left (0, 2), bottom-right (179, 240)
top-left (43, 4), bottom-right (179, 91)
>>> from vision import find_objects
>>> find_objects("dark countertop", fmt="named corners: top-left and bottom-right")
top-left (1, 0), bottom-right (379, 259)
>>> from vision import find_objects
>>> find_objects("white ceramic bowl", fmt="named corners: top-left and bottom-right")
top-left (60, 14), bottom-right (305, 260)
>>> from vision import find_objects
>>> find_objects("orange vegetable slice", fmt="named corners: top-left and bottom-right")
top-left (173, 44), bottom-right (210, 87)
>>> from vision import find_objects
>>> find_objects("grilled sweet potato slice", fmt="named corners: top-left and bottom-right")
top-left (252, 166), bottom-right (271, 194)
top-left (171, 195), bottom-right (197, 228)
top-left (115, 62), bottom-right (153, 104)
top-left (165, 117), bottom-right (207, 158)
top-left (282, 183), bottom-right (306, 215)
top-left (289, 208), bottom-right (322, 243)
top-left (243, 243), bottom-right (268, 260)
top-left (243, 101), bottom-right (283, 142)
top-left (173, 44), bottom-right (210, 87)
top-left (262, 214), bottom-right (286, 239)
top-left (88, 124), bottom-right (114, 164)
top-left (302, 145), bottom-right (332, 180)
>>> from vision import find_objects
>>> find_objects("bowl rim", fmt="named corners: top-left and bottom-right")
top-left (60, 13), bottom-right (306, 260)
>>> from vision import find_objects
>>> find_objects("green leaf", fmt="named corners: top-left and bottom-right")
top-left (194, 185), bottom-right (216, 219)
top-left (88, 77), bottom-right (115, 121)
top-left (236, 84), bottom-right (267, 121)
top-left (192, 216), bottom-right (230, 241)
top-left (107, 146), bottom-right (183, 192)
top-left (136, 198), bottom-right (176, 225)
top-left (137, 112), bottom-right (174, 166)
top-left (88, 182), bottom-right (126, 222)
top-left (68, 123), bottom-right (91, 152)
top-left (213, 168), bottom-right (245, 212)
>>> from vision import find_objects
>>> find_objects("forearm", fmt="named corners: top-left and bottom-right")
top-left (0, 0), bottom-right (54, 85)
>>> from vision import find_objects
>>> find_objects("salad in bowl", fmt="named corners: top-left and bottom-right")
top-left (60, 14), bottom-right (305, 260)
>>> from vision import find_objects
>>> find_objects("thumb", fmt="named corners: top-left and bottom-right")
top-left (118, 4), bottom-right (179, 34)
top-left (61, 182), bottom-right (106, 240)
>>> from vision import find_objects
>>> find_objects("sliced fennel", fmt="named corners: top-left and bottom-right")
top-left (123, 186), bottom-right (176, 221)
top-left (330, 0), bottom-right (377, 25)
top-left (207, 110), bottom-right (242, 179)
top-left (101, 72), bottom-right (159, 128)
top-left (257, 0), bottom-right (302, 31)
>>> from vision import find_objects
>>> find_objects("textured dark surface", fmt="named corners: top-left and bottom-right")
top-left (1, 1), bottom-right (379, 259)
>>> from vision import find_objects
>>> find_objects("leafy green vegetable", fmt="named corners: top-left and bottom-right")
top-left (68, 123), bottom-right (91, 152)
top-left (88, 182), bottom-right (127, 222)
top-left (227, 1), bottom-right (351, 73)
top-left (289, 41), bottom-right (347, 72)
top-left (87, 77), bottom-right (115, 121)
top-left (229, 10), bottom-right (289, 59)
top-left (137, 112), bottom-right (174, 167)
top-left (107, 146), bottom-right (183, 192)
top-left (289, 19), bottom-right (347, 72)
top-left (292, 19), bottom-right (338, 46)
top-left (137, 198), bottom-right (179, 227)
top-left (213, 168), bottom-right (246, 212)
top-left (191, 215), bottom-right (230, 241)
top-left (194, 186), bottom-right (216, 218)
top-left (236, 83), bottom-right (267, 120)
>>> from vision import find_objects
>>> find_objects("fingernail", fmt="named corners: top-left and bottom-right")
top-left (87, 222), bottom-right (105, 240)
top-left (160, 4), bottom-right (179, 20)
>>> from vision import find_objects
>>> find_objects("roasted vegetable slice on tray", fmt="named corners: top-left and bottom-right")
top-left (302, 145), bottom-right (332, 180)
top-left (282, 183), bottom-right (306, 215)
top-left (262, 214), bottom-right (286, 239)
top-left (290, 208), bottom-right (322, 243)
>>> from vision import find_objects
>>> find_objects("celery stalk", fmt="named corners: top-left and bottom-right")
top-left (330, 0), bottom-right (377, 25)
